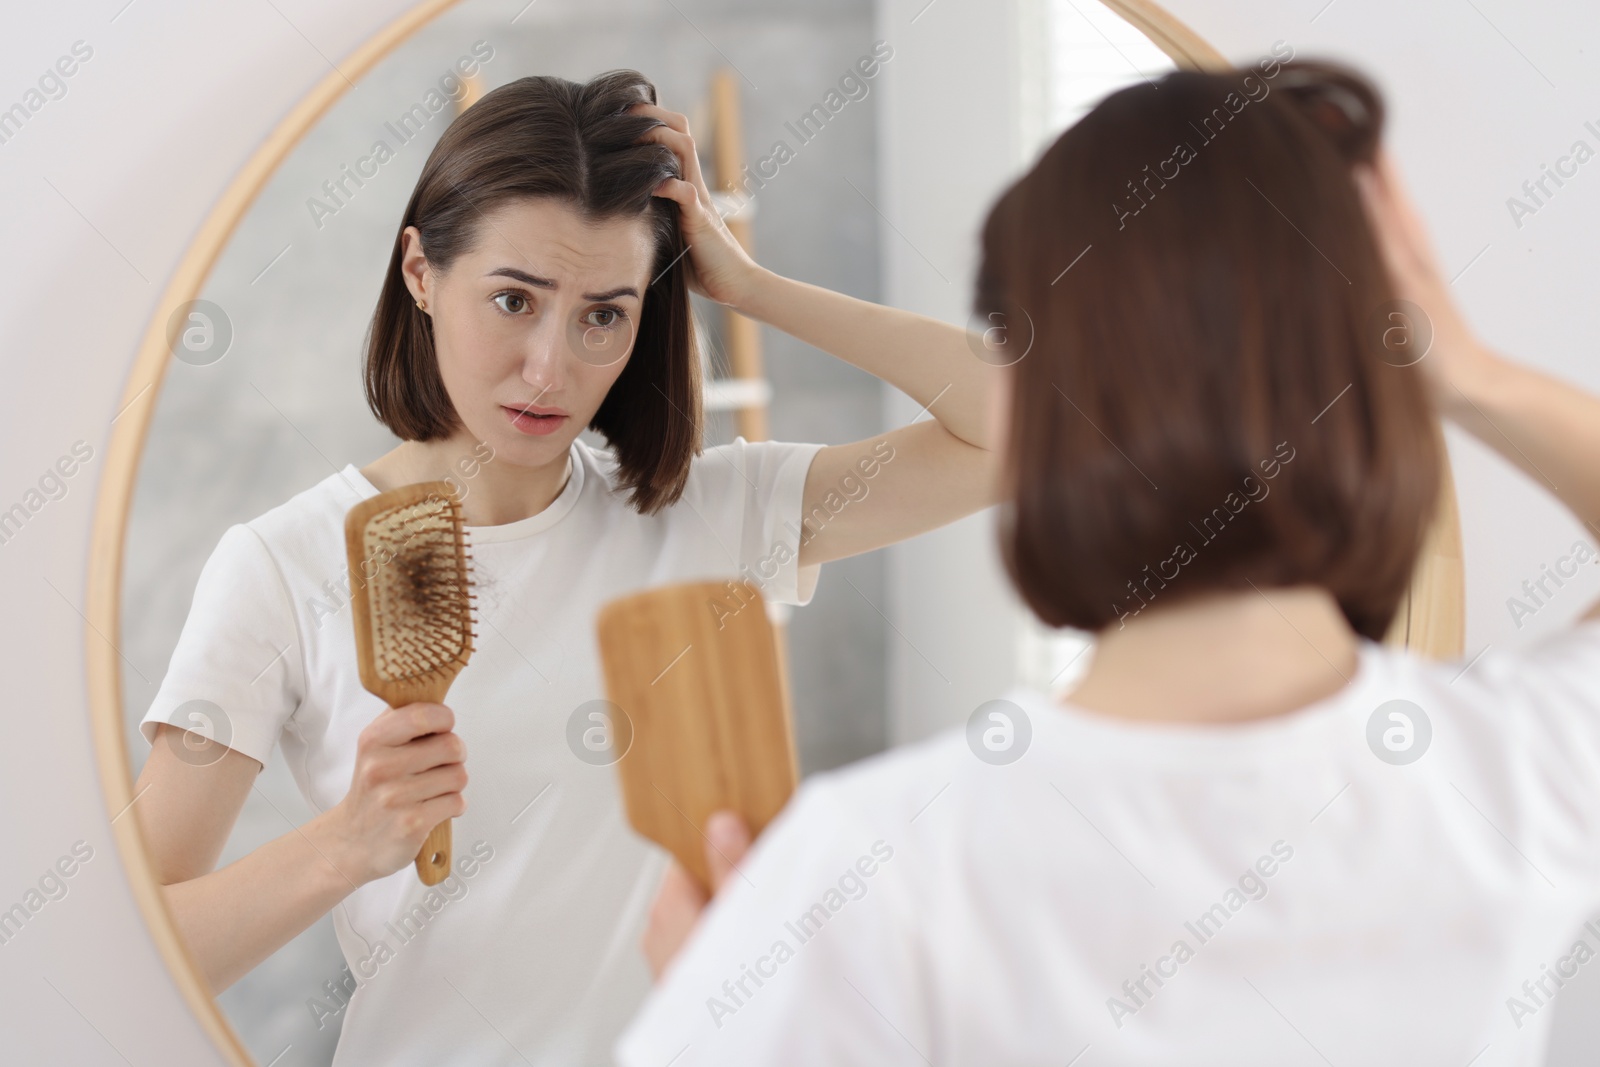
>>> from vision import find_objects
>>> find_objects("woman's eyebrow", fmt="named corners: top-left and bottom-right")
top-left (486, 266), bottom-right (639, 301)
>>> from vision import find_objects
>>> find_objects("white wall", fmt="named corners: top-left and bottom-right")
top-left (874, 0), bottom-right (1035, 746)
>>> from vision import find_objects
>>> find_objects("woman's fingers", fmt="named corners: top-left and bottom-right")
top-left (641, 861), bottom-right (709, 980)
top-left (1357, 155), bottom-right (1427, 300)
top-left (632, 102), bottom-right (712, 201)
top-left (368, 701), bottom-right (453, 747)
top-left (629, 99), bottom-right (761, 306)
top-left (636, 100), bottom-right (689, 134)
top-left (651, 175), bottom-right (700, 213)
top-left (703, 810), bottom-right (751, 891)
top-left (638, 123), bottom-right (713, 222)
top-left (1375, 151), bottom-right (1430, 256)
top-left (1357, 148), bottom-right (1490, 404)
top-left (404, 762), bottom-right (469, 810)
top-left (1355, 159), bottom-right (1408, 279)
top-left (400, 725), bottom-right (465, 768)
top-left (1371, 150), bottom-right (1448, 295)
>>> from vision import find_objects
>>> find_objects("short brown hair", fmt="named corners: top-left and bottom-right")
top-left (979, 59), bottom-right (1441, 640)
top-left (363, 70), bottom-right (702, 514)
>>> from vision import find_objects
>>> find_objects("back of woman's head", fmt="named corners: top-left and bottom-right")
top-left (979, 58), bottom-right (1440, 641)
top-left (364, 70), bottom-right (700, 513)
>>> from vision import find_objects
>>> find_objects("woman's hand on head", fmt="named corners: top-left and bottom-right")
top-left (641, 810), bottom-right (752, 980)
top-left (315, 701), bottom-right (469, 886)
top-left (1354, 148), bottom-right (1499, 415)
top-left (632, 102), bottom-right (763, 309)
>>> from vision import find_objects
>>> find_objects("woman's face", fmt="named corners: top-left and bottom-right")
top-left (402, 197), bottom-right (657, 467)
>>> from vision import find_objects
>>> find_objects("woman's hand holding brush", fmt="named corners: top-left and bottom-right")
top-left (641, 810), bottom-right (753, 980)
top-left (313, 702), bottom-right (469, 886)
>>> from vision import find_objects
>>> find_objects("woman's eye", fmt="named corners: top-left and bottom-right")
top-left (584, 307), bottom-right (623, 329)
top-left (493, 292), bottom-right (528, 315)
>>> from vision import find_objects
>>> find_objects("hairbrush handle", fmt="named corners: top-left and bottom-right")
top-left (406, 674), bottom-right (456, 887)
top-left (415, 816), bottom-right (452, 886)
top-left (371, 674), bottom-right (459, 887)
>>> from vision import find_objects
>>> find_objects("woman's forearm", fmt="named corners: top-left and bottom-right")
top-left (1445, 348), bottom-right (1600, 536)
top-left (164, 812), bottom-right (359, 994)
top-left (732, 267), bottom-right (996, 450)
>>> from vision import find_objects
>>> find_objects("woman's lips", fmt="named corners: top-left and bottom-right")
top-left (502, 405), bottom-right (569, 436)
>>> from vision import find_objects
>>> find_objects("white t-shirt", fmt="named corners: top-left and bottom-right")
top-left (618, 619), bottom-right (1600, 1067)
top-left (140, 435), bottom-right (825, 1066)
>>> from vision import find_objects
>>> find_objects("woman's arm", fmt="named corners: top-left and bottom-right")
top-left (1358, 150), bottom-right (1600, 621)
top-left (733, 267), bottom-right (994, 450)
top-left (137, 702), bottom-right (469, 993)
top-left (138, 727), bottom-right (357, 992)
top-left (1447, 353), bottom-right (1600, 623)
top-left (637, 103), bottom-right (1002, 569)
top-left (735, 270), bottom-right (1006, 568)
top-left (1447, 355), bottom-right (1600, 554)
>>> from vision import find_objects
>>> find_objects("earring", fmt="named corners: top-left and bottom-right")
top-left (416, 299), bottom-right (426, 311)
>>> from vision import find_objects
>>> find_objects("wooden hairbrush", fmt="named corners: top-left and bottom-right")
top-left (344, 481), bottom-right (476, 886)
top-left (595, 579), bottom-right (798, 889)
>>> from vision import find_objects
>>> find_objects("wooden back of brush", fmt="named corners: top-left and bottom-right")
top-left (596, 580), bottom-right (798, 889)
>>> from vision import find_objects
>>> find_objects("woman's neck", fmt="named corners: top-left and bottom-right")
top-left (1062, 585), bottom-right (1361, 724)
top-left (360, 434), bottom-right (572, 527)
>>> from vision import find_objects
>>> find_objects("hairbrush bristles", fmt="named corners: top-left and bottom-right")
top-left (360, 495), bottom-right (475, 683)
top-left (344, 482), bottom-right (477, 707)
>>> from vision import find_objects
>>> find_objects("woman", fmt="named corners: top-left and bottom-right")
top-left (620, 61), bottom-right (1600, 1065)
top-left (133, 71), bottom-right (998, 1064)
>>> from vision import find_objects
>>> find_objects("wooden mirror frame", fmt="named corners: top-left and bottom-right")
top-left (81, 1), bottom-right (1464, 1062)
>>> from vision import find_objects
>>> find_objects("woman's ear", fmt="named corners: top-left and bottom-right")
top-left (399, 225), bottom-right (432, 307)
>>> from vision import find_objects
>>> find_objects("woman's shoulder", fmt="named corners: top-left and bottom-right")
top-left (1400, 618), bottom-right (1600, 742)
top-left (224, 464), bottom-right (373, 571)
top-left (1378, 619), bottom-right (1600, 708)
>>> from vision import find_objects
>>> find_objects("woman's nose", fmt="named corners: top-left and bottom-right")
top-left (520, 319), bottom-right (568, 392)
